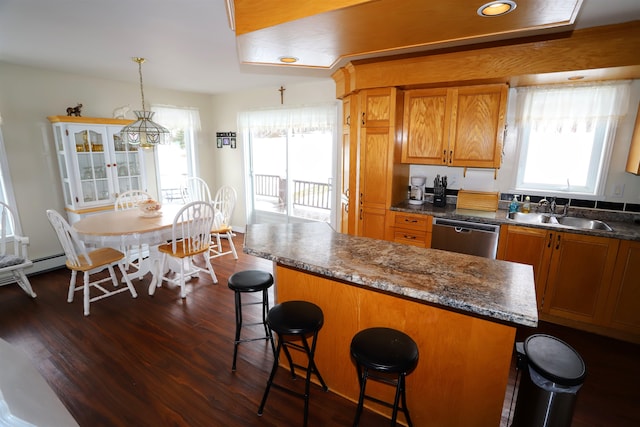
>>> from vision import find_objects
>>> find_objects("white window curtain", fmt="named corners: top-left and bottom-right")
top-left (151, 106), bottom-right (201, 132)
top-left (239, 104), bottom-right (336, 134)
top-left (515, 81), bottom-right (631, 131)
top-left (513, 81), bottom-right (632, 195)
top-left (0, 113), bottom-right (21, 235)
top-left (151, 106), bottom-right (202, 203)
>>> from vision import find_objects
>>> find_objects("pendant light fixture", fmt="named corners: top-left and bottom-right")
top-left (120, 57), bottom-right (170, 149)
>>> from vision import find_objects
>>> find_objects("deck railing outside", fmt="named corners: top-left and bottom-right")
top-left (254, 174), bottom-right (331, 210)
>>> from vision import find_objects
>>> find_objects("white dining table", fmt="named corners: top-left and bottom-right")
top-left (72, 204), bottom-right (187, 295)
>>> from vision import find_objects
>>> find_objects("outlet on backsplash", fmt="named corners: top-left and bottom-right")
top-left (613, 184), bottom-right (625, 197)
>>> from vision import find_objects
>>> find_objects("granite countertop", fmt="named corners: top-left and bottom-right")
top-left (391, 202), bottom-right (640, 241)
top-left (244, 222), bottom-right (538, 328)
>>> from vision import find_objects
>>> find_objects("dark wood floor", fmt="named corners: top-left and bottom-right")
top-left (0, 233), bottom-right (638, 426)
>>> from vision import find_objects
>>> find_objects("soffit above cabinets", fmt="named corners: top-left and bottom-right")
top-left (232, 0), bottom-right (584, 69)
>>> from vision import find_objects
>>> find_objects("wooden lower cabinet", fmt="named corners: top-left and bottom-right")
top-left (542, 231), bottom-right (619, 324)
top-left (386, 211), bottom-right (432, 247)
top-left (604, 240), bottom-right (640, 335)
top-left (497, 225), bottom-right (550, 309)
top-left (498, 225), bottom-right (640, 343)
top-left (360, 206), bottom-right (387, 240)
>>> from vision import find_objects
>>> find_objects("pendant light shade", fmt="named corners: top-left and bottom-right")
top-left (120, 57), bottom-right (170, 149)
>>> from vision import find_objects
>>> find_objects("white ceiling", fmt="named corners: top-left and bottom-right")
top-left (0, 0), bottom-right (639, 95)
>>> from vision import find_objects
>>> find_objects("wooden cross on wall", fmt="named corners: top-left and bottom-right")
top-left (279, 86), bottom-right (285, 104)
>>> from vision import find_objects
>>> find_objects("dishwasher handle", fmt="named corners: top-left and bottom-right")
top-left (454, 226), bottom-right (472, 233)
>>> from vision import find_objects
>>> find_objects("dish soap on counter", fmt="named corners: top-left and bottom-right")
top-left (522, 196), bottom-right (531, 213)
top-left (509, 195), bottom-right (520, 213)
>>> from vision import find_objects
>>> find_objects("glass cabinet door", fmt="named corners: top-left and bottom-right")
top-left (109, 129), bottom-right (144, 196)
top-left (73, 128), bottom-right (112, 206)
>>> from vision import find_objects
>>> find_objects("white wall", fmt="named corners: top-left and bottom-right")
top-left (0, 62), bottom-right (215, 263)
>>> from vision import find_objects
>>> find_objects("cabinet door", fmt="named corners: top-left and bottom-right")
top-left (360, 206), bottom-right (387, 240)
top-left (604, 240), bottom-right (640, 334)
top-left (360, 88), bottom-right (393, 127)
top-left (449, 84), bottom-right (507, 168)
top-left (69, 125), bottom-right (114, 207)
top-left (543, 232), bottom-right (619, 324)
top-left (497, 225), bottom-right (552, 309)
top-left (401, 88), bottom-right (450, 165)
top-left (340, 97), bottom-right (353, 234)
top-left (108, 128), bottom-right (145, 197)
top-left (359, 126), bottom-right (390, 210)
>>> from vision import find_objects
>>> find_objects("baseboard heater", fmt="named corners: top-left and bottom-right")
top-left (0, 254), bottom-right (66, 286)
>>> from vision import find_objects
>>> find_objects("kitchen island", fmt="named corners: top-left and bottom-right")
top-left (244, 222), bottom-right (537, 426)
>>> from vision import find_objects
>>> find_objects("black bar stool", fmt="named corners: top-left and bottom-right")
top-left (258, 300), bottom-right (329, 427)
top-left (350, 327), bottom-right (419, 427)
top-left (227, 270), bottom-right (275, 371)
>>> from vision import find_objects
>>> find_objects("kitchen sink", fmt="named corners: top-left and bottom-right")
top-left (554, 216), bottom-right (613, 231)
top-left (506, 212), bottom-right (613, 231)
top-left (506, 212), bottom-right (555, 224)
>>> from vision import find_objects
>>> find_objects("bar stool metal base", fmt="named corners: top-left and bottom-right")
top-left (350, 327), bottom-right (419, 427)
top-left (257, 300), bottom-right (328, 427)
top-left (227, 270), bottom-right (274, 371)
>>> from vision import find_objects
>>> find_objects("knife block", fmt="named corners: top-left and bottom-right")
top-left (433, 187), bottom-right (446, 207)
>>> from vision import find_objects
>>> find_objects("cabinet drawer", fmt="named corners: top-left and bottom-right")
top-left (394, 214), bottom-right (431, 232)
top-left (393, 229), bottom-right (427, 247)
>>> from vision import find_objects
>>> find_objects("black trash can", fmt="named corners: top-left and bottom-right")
top-left (511, 334), bottom-right (586, 427)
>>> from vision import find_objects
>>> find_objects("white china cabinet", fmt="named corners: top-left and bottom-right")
top-left (48, 116), bottom-right (147, 223)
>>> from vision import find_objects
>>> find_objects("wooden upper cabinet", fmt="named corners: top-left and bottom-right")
top-left (401, 83), bottom-right (508, 168)
top-left (360, 88), bottom-right (393, 127)
top-left (449, 84), bottom-right (508, 168)
top-left (401, 88), bottom-right (450, 164)
top-left (625, 103), bottom-right (640, 175)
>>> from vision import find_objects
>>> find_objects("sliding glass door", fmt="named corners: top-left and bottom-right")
top-left (241, 104), bottom-right (337, 225)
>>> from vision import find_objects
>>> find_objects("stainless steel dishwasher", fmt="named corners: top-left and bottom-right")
top-left (431, 218), bottom-right (500, 259)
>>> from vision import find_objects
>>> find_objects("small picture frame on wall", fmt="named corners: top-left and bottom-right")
top-left (216, 131), bottom-right (237, 149)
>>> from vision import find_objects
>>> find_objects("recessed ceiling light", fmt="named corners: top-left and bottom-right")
top-left (478, 1), bottom-right (517, 17)
top-left (279, 56), bottom-right (299, 64)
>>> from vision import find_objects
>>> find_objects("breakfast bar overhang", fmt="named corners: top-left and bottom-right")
top-left (244, 222), bottom-right (538, 426)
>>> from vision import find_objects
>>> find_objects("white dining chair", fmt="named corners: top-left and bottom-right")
top-left (181, 176), bottom-right (212, 204)
top-left (0, 201), bottom-right (36, 297)
top-left (46, 209), bottom-right (137, 316)
top-left (115, 190), bottom-right (154, 274)
top-left (210, 185), bottom-right (238, 260)
top-left (152, 201), bottom-right (218, 298)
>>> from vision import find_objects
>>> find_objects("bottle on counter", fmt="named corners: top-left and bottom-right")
top-left (509, 195), bottom-right (520, 213)
top-left (522, 196), bottom-right (531, 213)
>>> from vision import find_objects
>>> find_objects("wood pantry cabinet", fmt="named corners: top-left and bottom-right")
top-left (497, 225), bottom-right (636, 341)
top-left (48, 116), bottom-right (147, 223)
top-left (401, 84), bottom-right (508, 168)
top-left (340, 95), bottom-right (357, 234)
top-left (354, 88), bottom-right (407, 240)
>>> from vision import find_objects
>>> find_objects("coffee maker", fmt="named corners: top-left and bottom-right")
top-left (409, 176), bottom-right (426, 205)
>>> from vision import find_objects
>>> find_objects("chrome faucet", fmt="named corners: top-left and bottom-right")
top-left (550, 198), bottom-right (557, 215)
top-left (562, 199), bottom-right (571, 217)
top-left (537, 198), bottom-right (550, 213)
